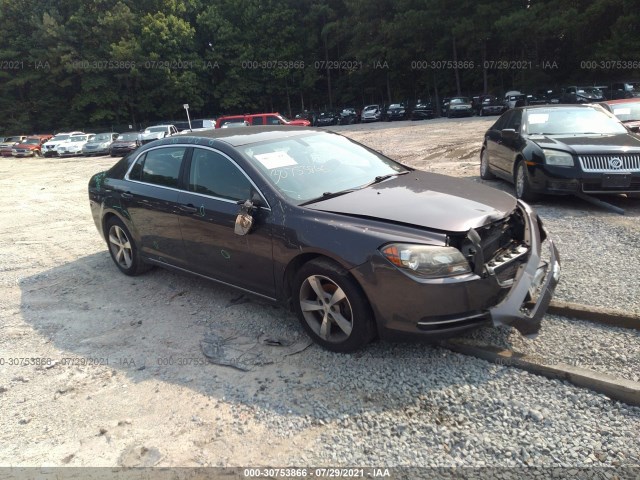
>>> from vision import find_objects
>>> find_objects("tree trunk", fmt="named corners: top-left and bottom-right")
top-left (324, 36), bottom-right (333, 109)
top-left (452, 35), bottom-right (461, 96)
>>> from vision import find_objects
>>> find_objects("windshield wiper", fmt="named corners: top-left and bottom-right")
top-left (299, 171), bottom-right (409, 206)
top-left (299, 188), bottom-right (358, 206)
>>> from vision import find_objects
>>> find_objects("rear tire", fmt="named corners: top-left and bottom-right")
top-left (480, 149), bottom-right (496, 180)
top-left (105, 217), bottom-right (151, 276)
top-left (292, 259), bottom-right (375, 352)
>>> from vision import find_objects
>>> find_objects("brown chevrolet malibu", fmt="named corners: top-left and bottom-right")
top-left (89, 127), bottom-right (560, 352)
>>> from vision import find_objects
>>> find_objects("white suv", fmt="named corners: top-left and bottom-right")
top-left (42, 131), bottom-right (84, 157)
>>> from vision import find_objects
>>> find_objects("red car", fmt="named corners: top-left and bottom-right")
top-left (215, 113), bottom-right (311, 128)
top-left (598, 98), bottom-right (640, 131)
top-left (11, 134), bottom-right (53, 157)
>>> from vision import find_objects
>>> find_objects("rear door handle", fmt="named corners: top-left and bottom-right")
top-left (179, 204), bottom-right (199, 214)
top-left (121, 192), bottom-right (133, 200)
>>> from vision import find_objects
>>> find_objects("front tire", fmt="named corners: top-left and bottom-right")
top-left (105, 217), bottom-right (150, 276)
top-left (515, 160), bottom-right (538, 202)
top-left (292, 259), bottom-right (375, 352)
top-left (480, 149), bottom-right (496, 180)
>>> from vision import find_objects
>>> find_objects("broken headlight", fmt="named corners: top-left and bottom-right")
top-left (381, 243), bottom-right (471, 278)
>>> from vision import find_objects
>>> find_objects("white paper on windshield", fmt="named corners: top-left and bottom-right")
top-left (528, 113), bottom-right (549, 124)
top-left (254, 151), bottom-right (298, 169)
top-left (613, 108), bottom-right (631, 115)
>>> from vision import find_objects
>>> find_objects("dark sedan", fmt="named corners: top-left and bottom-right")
top-left (385, 103), bottom-right (408, 121)
top-left (110, 132), bottom-right (142, 157)
top-left (89, 127), bottom-right (559, 352)
top-left (315, 111), bottom-right (340, 127)
top-left (480, 105), bottom-right (640, 201)
top-left (411, 102), bottom-right (434, 120)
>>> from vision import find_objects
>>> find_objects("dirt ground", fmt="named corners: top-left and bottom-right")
top-left (0, 118), bottom-right (637, 468)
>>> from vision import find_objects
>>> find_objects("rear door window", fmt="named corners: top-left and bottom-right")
top-left (129, 147), bottom-right (186, 188)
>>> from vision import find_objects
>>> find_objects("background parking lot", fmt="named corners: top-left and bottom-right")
top-left (0, 118), bottom-right (638, 468)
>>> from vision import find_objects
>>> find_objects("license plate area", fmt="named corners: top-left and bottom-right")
top-left (602, 173), bottom-right (632, 188)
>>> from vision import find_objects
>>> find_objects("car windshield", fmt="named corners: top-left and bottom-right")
top-left (578, 88), bottom-right (601, 96)
top-left (6, 136), bottom-right (24, 142)
top-left (389, 104), bottom-right (402, 109)
top-left (221, 118), bottom-right (245, 126)
top-left (117, 133), bottom-right (139, 141)
top-left (94, 133), bottom-right (113, 141)
top-left (241, 133), bottom-right (409, 204)
top-left (146, 126), bottom-right (169, 132)
top-left (364, 105), bottom-right (379, 111)
top-left (451, 98), bottom-right (470, 104)
top-left (609, 102), bottom-right (640, 122)
top-left (50, 135), bottom-right (70, 142)
top-left (524, 107), bottom-right (627, 135)
top-left (25, 138), bottom-right (41, 144)
top-left (69, 135), bottom-right (87, 142)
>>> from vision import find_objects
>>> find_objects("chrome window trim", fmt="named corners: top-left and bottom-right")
top-left (123, 144), bottom-right (272, 210)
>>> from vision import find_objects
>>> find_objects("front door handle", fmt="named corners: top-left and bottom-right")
top-left (179, 204), bottom-right (199, 214)
top-left (121, 192), bottom-right (133, 200)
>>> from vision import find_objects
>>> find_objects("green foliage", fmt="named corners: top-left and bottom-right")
top-left (0, 0), bottom-right (638, 133)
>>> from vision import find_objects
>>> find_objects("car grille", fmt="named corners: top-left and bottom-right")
top-left (578, 154), bottom-right (640, 172)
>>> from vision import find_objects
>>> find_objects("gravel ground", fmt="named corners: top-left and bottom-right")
top-left (1, 119), bottom-right (639, 471)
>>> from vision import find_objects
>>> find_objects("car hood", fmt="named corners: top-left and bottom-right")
top-left (14, 144), bottom-right (38, 149)
top-left (0, 142), bottom-right (19, 148)
top-left (528, 133), bottom-right (640, 154)
top-left (305, 171), bottom-right (516, 232)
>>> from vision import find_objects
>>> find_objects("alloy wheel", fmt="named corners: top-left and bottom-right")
top-left (108, 225), bottom-right (133, 269)
top-left (299, 274), bottom-right (353, 343)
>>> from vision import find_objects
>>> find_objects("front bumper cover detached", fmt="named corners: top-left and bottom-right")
top-left (488, 201), bottom-right (560, 336)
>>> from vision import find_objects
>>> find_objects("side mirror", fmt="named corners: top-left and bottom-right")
top-left (234, 200), bottom-right (256, 236)
top-left (501, 128), bottom-right (518, 140)
top-left (629, 125), bottom-right (640, 133)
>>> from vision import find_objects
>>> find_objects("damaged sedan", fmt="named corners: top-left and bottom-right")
top-left (89, 127), bottom-right (560, 352)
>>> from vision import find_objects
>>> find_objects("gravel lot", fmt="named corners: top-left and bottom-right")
top-left (0, 118), bottom-right (639, 471)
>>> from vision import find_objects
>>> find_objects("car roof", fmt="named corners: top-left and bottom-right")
top-left (173, 125), bottom-right (320, 147)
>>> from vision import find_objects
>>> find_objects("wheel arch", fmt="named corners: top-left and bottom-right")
top-left (281, 253), bottom-right (373, 314)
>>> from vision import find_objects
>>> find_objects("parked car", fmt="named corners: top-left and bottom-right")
top-left (446, 97), bottom-right (474, 118)
top-left (139, 125), bottom-right (179, 144)
top-left (525, 93), bottom-right (548, 106)
top-left (608, 82), bottom-right (640, 100)
top-left (339, 107), bottom-right (360, 125)
top-left (480, 104), bottom-right (640, 201)
top-left (83, 132), bottom-right (119, 156)
top-left (361, 105), bottom-right (382, 122)
top-left (315, 111), bottom-right (340, 127)
top-left (561, 86), bottom-right (605, 104)
top-left (0, 135), bottom-right (28, 157)
top-left (598, 98), bottom-right (640, 130)
top-left (385, 103), bottom-right (409, 121)
top-left (42, 132), bottom-right (85, 157)
top-left (110, 132), bottom-right (142, 157)
top-left (504, 91), bottom-right (526, 109)
top-left (89, 126), bottom-right (559, 352)
top-left (294, 111), bottom-right (318, 127)
top-left (173, 119), bottom-right (216, 132)
top-left (56, 134), bottom-right (95, 156)
top-left (11, 134), bottom-right (53, 157)
top-left (474, 95), bottom-right (504, 116)
top-left (411, 101), bottom-right (434, 120)
top-left (215, 113), bottom-right (310, 128)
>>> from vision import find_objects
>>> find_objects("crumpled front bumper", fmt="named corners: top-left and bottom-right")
top-left (489, 201), bottom-right (561, 336)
